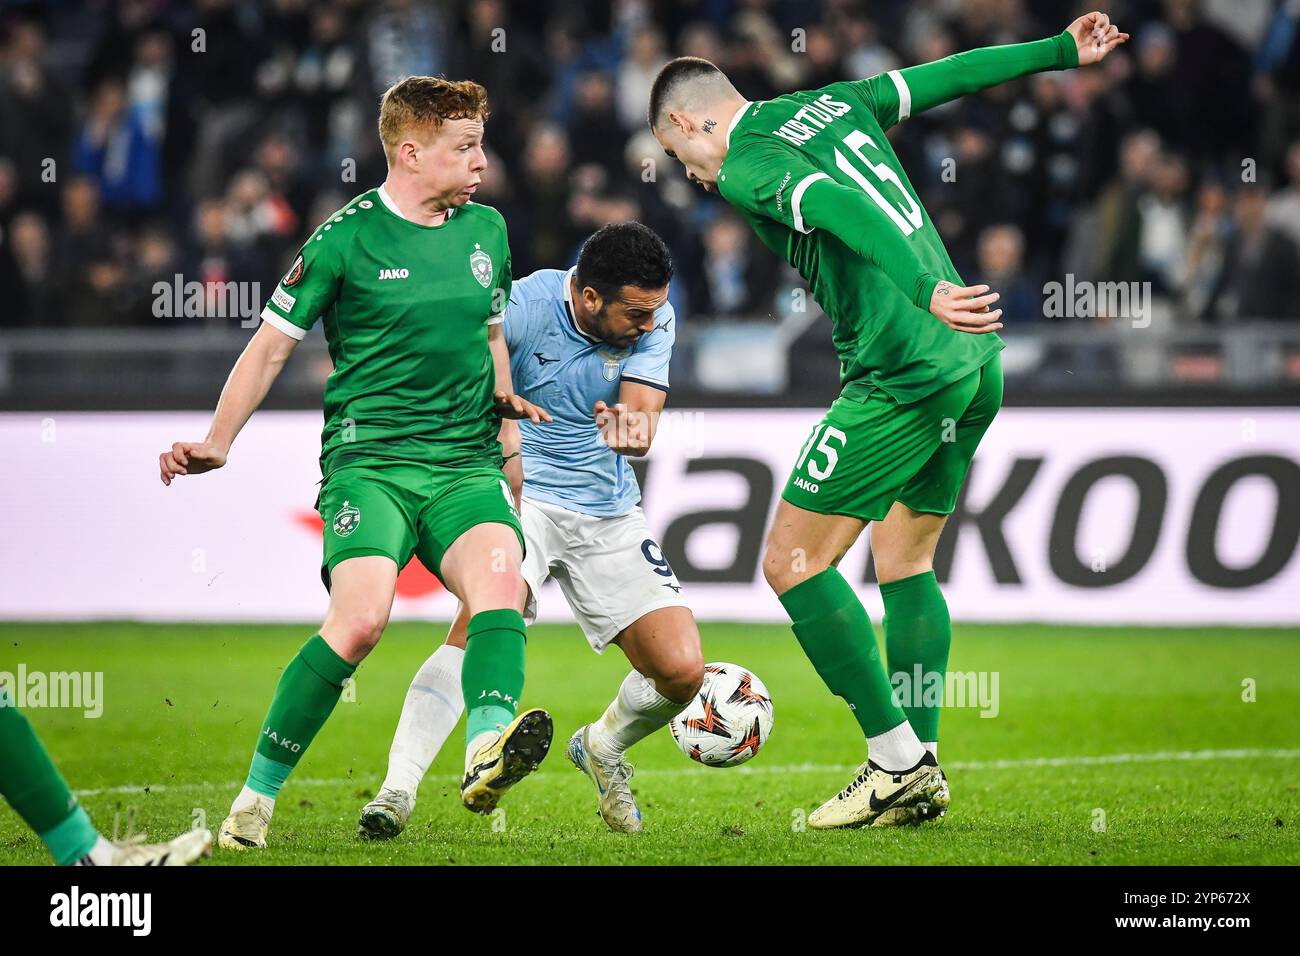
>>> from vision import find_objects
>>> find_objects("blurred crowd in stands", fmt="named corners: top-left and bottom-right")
top-left (1, 0), bottom-right (1299, 333)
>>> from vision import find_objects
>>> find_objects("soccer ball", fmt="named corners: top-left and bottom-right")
top-left (669, 662), bottom-right (774, 767)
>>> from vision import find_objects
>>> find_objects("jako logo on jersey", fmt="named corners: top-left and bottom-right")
top-left (470, 244), bottom-right (493, 288)
top-left (333, 500), bottom-right (360, 536)
top-left (793, 476), bottom-right (820, 494)
top-left (771, 93), bottom-right (852, 146)
top-left (378, 268), bottom-right (409, 280)
top-left (262, 727), bottom-right (302, 753)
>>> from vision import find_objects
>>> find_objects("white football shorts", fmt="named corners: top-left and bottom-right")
top-left (520, 495), bottom-right (688, 652)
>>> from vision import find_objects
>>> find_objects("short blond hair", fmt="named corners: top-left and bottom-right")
top-left (378, 76), bottom-right (490, 162)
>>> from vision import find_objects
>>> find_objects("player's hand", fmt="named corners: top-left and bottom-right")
top-left (929, 282), bottom-right (1004, 334)
top-left (493, 389), bottom-right (552, 423)
top-left (1066, 11), bottom-right (1129, 66)
top-left (159, 440), bottom-right (227, 486)
top-left (594, 400), bottom-right (651, 455)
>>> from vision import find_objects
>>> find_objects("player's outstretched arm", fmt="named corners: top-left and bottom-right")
top-left (798, 177), bottom-right (1003, 334)
top-left (487, 322), bottom-right (552, 425)
top-left (595, 381), bottom-right (667, 457)
top-left (889, 12), bottom-right (1127, 120)
top-left (158, 321), bottom-right (299, 485)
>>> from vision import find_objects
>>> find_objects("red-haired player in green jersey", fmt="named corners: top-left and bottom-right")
top-left (650, 12), bottom-right (1128, 829)
top-left (160, 78), bottom-right (554, 849)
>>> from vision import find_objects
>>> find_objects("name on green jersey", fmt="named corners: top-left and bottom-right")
top-left (771, 94), bottom-right (853, 147)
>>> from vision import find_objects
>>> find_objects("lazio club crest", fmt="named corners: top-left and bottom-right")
top-left (333, 500), bottom-right (360, 537)
top-left (470, 243), bottom-right (493, 289)
top-left (597, 348), bottom-right (627, 382)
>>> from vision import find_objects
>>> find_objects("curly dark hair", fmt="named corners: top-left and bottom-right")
top-left (575, 222), bottom-right (674, 302)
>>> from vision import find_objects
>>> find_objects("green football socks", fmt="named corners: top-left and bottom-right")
top-left (462, 609), bottom-right (527, 745)
top-left (246, 635), bottom-right (356, 799)
top-left (881, 570), bottom-right (952, 744)
top-left (0, 687), bottom-right (99, 864)
top-left (778, 567), bottom-right (908, 737)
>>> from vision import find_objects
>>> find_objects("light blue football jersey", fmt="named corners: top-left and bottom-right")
top-left (504, 266), bottom-right (675, 517)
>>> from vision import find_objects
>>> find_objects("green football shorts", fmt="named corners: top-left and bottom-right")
top-left (782, 352), bottom-right (1003, 522)
top-left (316, 459), bottom-right (523, 588)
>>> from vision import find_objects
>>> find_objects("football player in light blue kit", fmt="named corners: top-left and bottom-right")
top-left (360, 222), bottom-right (705, 835)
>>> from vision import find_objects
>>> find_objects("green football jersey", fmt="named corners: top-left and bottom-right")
top-left (260, 186), bottom-right (512, 474)
top-left (717, 32), bottom-right (1077, 404)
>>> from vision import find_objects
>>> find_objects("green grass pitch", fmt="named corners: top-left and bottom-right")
top-left (2, 621), bottom-right (1297, 865)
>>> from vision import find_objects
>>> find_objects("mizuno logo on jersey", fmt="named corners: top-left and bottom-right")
top-left (534, 352), bottom-right (558, 366)
top-left (378, 268), bottom-right (410, 280)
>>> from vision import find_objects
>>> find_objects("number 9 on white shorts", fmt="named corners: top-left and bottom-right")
top-left (519, 496), bottom-right (688, 653)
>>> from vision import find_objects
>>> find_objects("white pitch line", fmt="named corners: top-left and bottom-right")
top-left (71, 747), bottom-right (1300, 799)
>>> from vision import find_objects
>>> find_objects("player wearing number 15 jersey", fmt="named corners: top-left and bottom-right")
top-left (650, 12), bottom-right (1129, 828)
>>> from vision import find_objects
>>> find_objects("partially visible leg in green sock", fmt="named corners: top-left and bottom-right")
top-left (778, 567), bottom-right (909, 737)
top-left (245, 634), bottom-right (356, 799)
top-left (0, 688), bottom-right (99, 864)
top-left (462, 609), bottom-right (526, 751)
top-left (881, 570), bottom-right (952, 748)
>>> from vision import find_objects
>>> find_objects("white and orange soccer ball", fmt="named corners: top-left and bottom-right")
top-left (669, 662), bottom-right (774, 767)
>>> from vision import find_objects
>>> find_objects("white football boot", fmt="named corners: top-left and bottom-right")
top-left (873, 766), bottom-right (950, 827)
top-left (218, 793), bottom-right (274, 850)
top-left (357, 787), bottom-right (415, 840)
top-left (461, 708), bottom-right (553, 814)
top-left (566, 725), bottom-right (643, 833)
top-left (77, 827), bottom-right (213, 866)
top-left (809, 752), bottom-right (949, 830)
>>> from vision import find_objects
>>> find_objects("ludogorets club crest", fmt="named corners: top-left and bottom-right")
top-left (333, 500), bottom-right (360, 537)
top-left (470, 243), bottom-right (493, 288)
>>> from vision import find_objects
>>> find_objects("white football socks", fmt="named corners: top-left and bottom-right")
top-left (867, 720), bottom-right (926, 772)
top-left (923, 741), bottom-right (938, 758)
top-left (75, 835), bottom-right (115, 866)
top-left (382, 644), bottom-right (465, 794)
top-left (231, 784), bottom-right (273, 816)
top-left (586, 669), bottom-right (684, 760)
